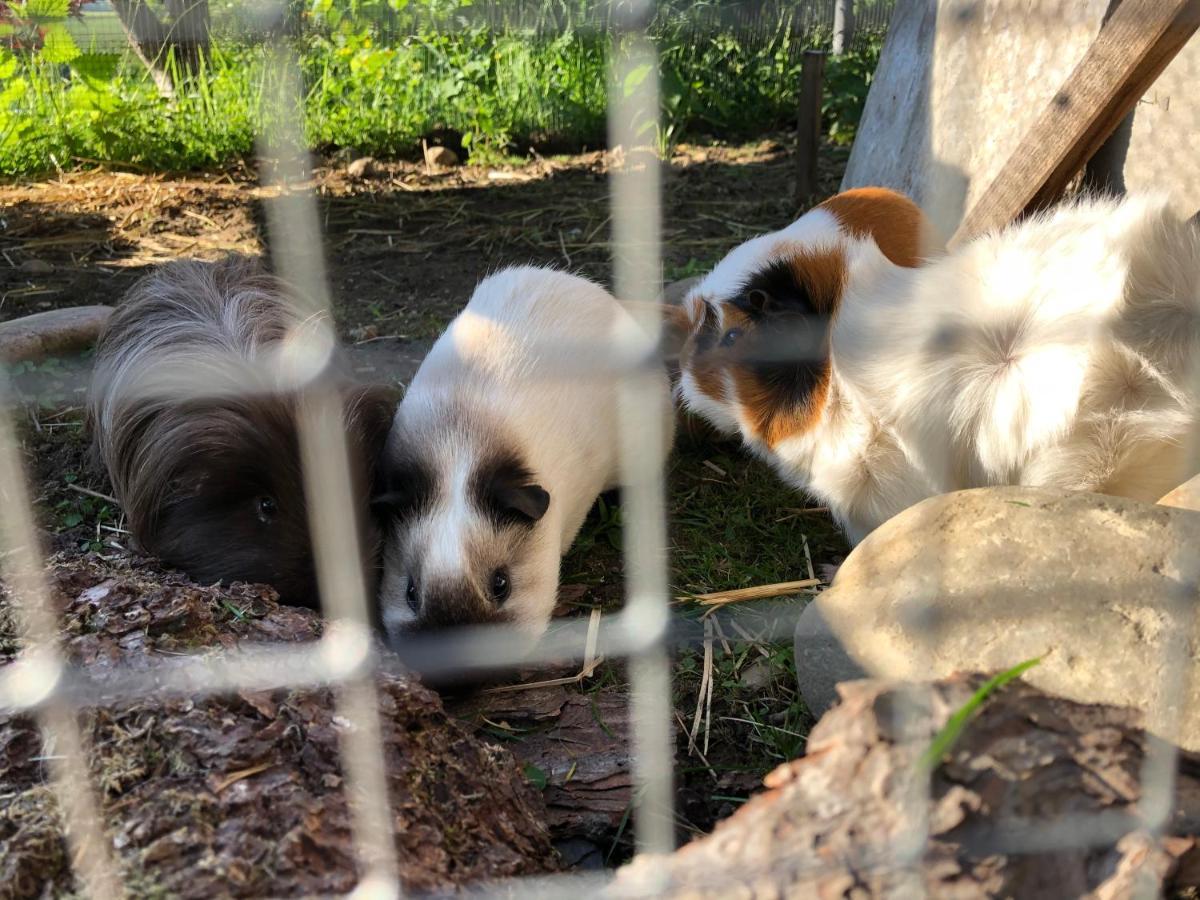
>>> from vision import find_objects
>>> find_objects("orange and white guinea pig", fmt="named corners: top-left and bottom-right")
top-left (672, 188), bottom-right (1200, 544)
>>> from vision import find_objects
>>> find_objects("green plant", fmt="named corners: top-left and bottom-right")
top-left (822, 33), bottom-right (884, 146)
top-left (0, 4), bottom-right (887, 176)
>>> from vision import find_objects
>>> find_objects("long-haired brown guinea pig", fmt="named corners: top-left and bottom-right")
top-left (87, 255), bottom-right (398, 607)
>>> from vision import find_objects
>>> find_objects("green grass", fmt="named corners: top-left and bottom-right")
top-left (0, 22), bottom-right (882, 176)
top-left (559, 416), bottom-right (849, 801)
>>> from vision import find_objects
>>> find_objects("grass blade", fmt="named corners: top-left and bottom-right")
top-left (919, 656), bottom-right (1043, 771)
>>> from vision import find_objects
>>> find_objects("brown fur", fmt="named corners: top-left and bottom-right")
top-left (87, 256), bottom-right (398, 607)
top-left (819, 187), bottom-right (936, 268)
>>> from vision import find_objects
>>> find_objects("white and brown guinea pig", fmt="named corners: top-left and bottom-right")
top-left (673, 188), bottom-right (1200, 543)
top-left (88, 256), bottom-right (398, 606)
top-left (374, 265), bottom-right (673, 641)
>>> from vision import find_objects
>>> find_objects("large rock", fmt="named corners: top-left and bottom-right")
top-left (610, 674), bottom-right (1200, 899)
top-left (794, 487), bottom-right (1200, 747)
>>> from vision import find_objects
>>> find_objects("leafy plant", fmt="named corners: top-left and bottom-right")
top-left (822, 33), bottom-right (884, 146)
top-left (0, 1), bottom-right (889, 176)
top-left (0, 0), bottom-right (86, 57)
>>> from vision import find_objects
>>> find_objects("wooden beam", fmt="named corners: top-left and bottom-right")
top-left (950, 0), bottom-right (1200, 247)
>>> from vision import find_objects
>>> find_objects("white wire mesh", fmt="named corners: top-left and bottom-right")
top-left (2, 1), bottom-right (1200, 897)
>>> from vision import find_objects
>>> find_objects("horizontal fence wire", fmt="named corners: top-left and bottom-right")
top-left (54, 0), bottom-right (896, 54)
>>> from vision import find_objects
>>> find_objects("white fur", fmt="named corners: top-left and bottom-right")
top-left (379, 265), bottom-right (674, 639)
top-left (679, 194), bottom-right (1200, 542)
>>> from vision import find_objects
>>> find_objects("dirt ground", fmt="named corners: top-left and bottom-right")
top-left (0, 139), bottom-right (849, 337)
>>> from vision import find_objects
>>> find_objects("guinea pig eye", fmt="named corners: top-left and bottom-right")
top-left (720, 328), bottom-right (743, 348)
top-left (255, 496), bottom-right (278, 524)
top-left (490, 568), bottom-right (511, 605)
top-left (406, 578), bottom-right (419, 614)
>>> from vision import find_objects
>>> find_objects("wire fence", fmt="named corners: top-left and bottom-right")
top-left (62, 0), bottom-right (895, 55)
top-left (3, 0), bottom-right (1200, 897)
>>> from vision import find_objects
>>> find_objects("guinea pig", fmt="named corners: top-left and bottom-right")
top-left (87, 255), bottom-right (398, 606)
top-left (373, 265), bottom-right (674, 644)
top-left (672, 188), bottom-right (1200, 544)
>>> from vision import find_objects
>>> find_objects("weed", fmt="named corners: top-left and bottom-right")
top-left (920, 657), bottom-right (1043, 770)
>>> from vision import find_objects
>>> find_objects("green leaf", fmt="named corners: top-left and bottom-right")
top-left (622, 62), bottom-right (652, 98)
top-left (0, 50), bottom-right (17, 79)
top-left (20, 0), bottom-right (71, 19)
top-left (920, 657), bottom-right (1043, 771)
top-left (70, 52), bottom-right (121, 85)
top-left (40, 23), bottom-right (80, 64)
top-left (61, 511), bottom-right (83, 528)
top-left (522, 764), bottom-right (548, 790)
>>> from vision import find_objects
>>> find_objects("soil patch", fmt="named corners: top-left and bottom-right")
top-left (0, 139), bottom-right (849, 343)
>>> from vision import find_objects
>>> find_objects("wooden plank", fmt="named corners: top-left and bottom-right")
top-left (795, 50), bottom-right (827, 202)
top-left (950, 0), bottom-right (1200, 246)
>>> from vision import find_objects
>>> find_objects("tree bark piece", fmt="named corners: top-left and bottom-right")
top-left (0, 554), bottom-right (559, 896)
top-left (1158, 472), bottom-right (1200, 512)
top-left (453, 682), bottom-right (640, 841)
top-left (609, 674), bottom-right (1200, 898)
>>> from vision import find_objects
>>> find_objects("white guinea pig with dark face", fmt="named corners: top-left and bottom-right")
top-left (373, 265), bottom-right (673, 643)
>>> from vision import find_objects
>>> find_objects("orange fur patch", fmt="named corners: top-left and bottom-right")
top-left (786, 248), bottom-right (847, 316)
top-left (735, 361), bottom-right (832, 449)
top-left (728, 247), bottom-right (845, 447)
top-left (819, 187), bottom-right (933, 268)
top-left (684, 299), bottom-right (727, 403)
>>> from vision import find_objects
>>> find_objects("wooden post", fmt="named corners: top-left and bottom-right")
top-left (796, 49), bottom-right (827, 203)
top-left (950, 0), bottom-right (1200, 246)
top-left (832, 0), bottom-right (855, 55)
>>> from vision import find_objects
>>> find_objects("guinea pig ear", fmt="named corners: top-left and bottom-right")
top-left (817, 187), bottom-right (942, 268)
top-left (657, 303), bottom-right (692, 362)
top-left (494, 482), bottom-right (550, 524)
top-left (742, 287), bottom-right (774, 316)
top-left (345, 382), bottom-right (402, 462)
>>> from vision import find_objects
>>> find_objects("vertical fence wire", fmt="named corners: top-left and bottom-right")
top-left (607, 6), bottom-right (677, 860)
top-left (0, 375), bottom-right (124, 900)
top-left (256, 45), bottom-right (401, 896)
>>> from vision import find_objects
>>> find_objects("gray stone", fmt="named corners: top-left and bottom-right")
top-left (17, 258), bottom-right (54, 275)
top-left (346, 156), bottom-right (378, 179)
top-left (424, 145), bottom-right (459, 168)
top-left (737, 659), bottom-right (775, 692)
top-left (793, 486), bottom-right (1200, 748)
top-left (793, 602), bottom-right (866, 713)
